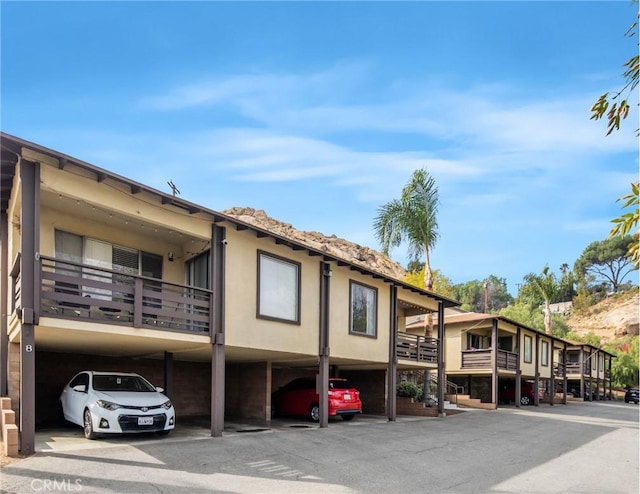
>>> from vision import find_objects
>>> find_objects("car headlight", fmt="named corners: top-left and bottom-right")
top-left (161, 400), bottom-right (173, 410)
top-left (96, 400), bottom-right (121, 411)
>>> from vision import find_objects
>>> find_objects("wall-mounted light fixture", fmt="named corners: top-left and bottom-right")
top-left (168, 252), bottom-right (174, 262)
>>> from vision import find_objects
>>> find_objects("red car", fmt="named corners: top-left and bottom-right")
top-left (499, 381), bottom-right (536, 406)
top-left (272, 377), bottom-right (362, 422)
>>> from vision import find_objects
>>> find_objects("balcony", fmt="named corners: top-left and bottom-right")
top-left (18, 256), bottom-right (213, 333)
top-left (396, 332), bottom-right (438, 363)
top-left (461, 349), bottom-right (518, 370)
top-left (565, 362), bottom-right (588, 375)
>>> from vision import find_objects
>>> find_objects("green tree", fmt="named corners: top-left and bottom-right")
top-left (374, 168), bottom-right (439, 289)
top-left (405, 266), bottom-right (456, 300)
top-left (574, 236), bottom-right (637, 293)
top-left (558, 263), bottom-right (576, 302)
top-left (453, 280), bottom-right (485, 312)
top-left (610, 183), bottom-right (639, 267)
top-left (591, 5), bottom-right (639, 266)
top-left (499, 302), bottom-right (569, 337)
top-left (606, 336), bottom-right (639, 388)
top-left (522, 265), bottom-right (559, 335)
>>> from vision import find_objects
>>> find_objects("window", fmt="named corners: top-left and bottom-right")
top-left (524, 335), bottom-right (532, 363)
top-left (498, 336), bottom-right (513, 352)
top-left (54, 230), bottom-right (163, 302)
top-left (541, 340), bottom-right (549, 367)
top-left (349, 281), bottom-right (377, 337)
top-left (257, 251), bottom-right (300, 324)
top-left (592, 352), bottom-right (597, 370)
top-left (598, 355), bottom-right (604, 372)
top-left (468, 333), bottom-right (482, 350)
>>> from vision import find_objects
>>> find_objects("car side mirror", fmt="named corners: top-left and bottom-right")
top-left (155, 386), bottom-right (164, 393)
top-left (72, 384), bottom-right (86, 393)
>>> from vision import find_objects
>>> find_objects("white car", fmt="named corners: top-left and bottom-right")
top-left (59, 371), bottom-right (175, 440)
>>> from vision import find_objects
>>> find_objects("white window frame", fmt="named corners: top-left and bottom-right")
top-left (257, 251), bottom-right (301, 324)
top-left (524, 335), bottom-right (532, 363)
top-left (541, 340), bottom-right (549, 367)
top-left (349, 280), bottom-right (377, 338)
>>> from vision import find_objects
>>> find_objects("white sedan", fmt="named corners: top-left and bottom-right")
top-left (59, 371), bottom-right (175, 439)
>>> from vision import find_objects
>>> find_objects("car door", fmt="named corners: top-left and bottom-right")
top-left (63, 372), bottom-right (90, 425)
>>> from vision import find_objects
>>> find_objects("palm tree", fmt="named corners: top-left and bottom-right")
top-left (523, 265), bottom-right (559, 335)
top-left (373, 168), bottom-right (439, 289)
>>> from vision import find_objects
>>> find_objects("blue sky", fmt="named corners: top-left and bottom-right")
top-left (1, 1), bottom-right (638, 295)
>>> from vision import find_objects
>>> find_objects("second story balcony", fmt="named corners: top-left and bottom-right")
top-left (461, 348), bottom-right (518, 371)
top-left (13, 256), bottom-right (212, 334)
top-left (396, 332), bottom-right (438, 364)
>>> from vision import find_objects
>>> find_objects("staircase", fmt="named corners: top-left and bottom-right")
top-left (445, 393), bottom-right (496, 410)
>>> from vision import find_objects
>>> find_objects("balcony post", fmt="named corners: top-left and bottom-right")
top-left (562, 343), bottom-right (568, 404)
top-left (437, 301), bottom-right (445, 417)
top-left (133, 278), bottom-right (143, 328)
top-left (491, 319), bottom-right (498, 407)
top-left (607, 355), bottom-right (612, 400)
top-left (534, 333), bottom-right (540, 406)
top-left (387, 286), bottom-right (398, 421)
top-left (318, 262), bottom-right (331, 428)
top-left (516, 327), bottom-right (521, 408)
top-left (549, 340), bottom-right (555, 406)
top-left (579, 346), bottom-right (585, 400)
top-left (1, 211), bottom-right (8, 396)
top-left (19, 159), bottom-right (39, 455)
top-left (211, 225), bottom-right (226, 438)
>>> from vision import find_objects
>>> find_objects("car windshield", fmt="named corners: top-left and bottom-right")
top-left (329, 380), bottom-right (353, 390)
top-left (92, 375), bottom-right (156, 392)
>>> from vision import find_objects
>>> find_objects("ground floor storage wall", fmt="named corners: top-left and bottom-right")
top-left (449, 375), bottom-right (492, 403)
top-left (340, 370), bottom-right (386, 415)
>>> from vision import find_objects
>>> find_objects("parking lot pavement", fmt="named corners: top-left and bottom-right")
top-left (32, 413), bottom-right (448, 453)
top-left (3, 403), bottom-right (636, 494)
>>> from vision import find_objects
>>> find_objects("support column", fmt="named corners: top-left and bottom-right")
top-left (534, 333), bottom-right (540, 406)
top-left (562, 343), bottom-right (568, 405)
top-left (210, 225), bottom-right (226, 437)
top-left (436, 301), bottom-right (445, 417)
top-left (515, 327), bottom-right (521, 408)
top-left (608, 356), bottom-right (612, 399)
top-left (490, 319), bottom-right (498, 407)
top-left (549, 341), bottom-right (555, 406)
top-left (1, 211), bottom-right (8, 396)
top-left (387, 286), bottom-right (398, 421)
top-left (20, 159), bottom-right (39, 455)
top-left (578, 347), bottom-right (584, 399)
top-left (318, 262), bottom-right (331, 428)
top-left (164, 351), bottom-right (173, 398)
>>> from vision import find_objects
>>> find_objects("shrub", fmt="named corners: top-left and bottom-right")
top-left (396, 381), bottom-right (423, 402)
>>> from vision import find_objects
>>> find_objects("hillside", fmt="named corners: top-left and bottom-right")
top-left (223, 207), bottom-right (407, 280)
top-left (565, 289), bottom-right (639, 344)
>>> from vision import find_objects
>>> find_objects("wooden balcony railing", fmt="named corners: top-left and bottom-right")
top-left (461, 349), bottom-right (518, 370)
top-left (37, 256), bottom-right (212, 333)
top-left (565, 362), bottom-right (588, 375)
top-left (396, 332), bottom-right (438, 363)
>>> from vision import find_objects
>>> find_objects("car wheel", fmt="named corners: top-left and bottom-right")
top-left (309, 403), bottom-right (320, 422)
top-left (83, 409), bottom-right (98, 440)
top-left (341, 414), bottom-right (355, 421)
top-left (520, 395), bottom-right (532, 406)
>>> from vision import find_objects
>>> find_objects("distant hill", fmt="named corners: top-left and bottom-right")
top-left (566, 289), bottom-right (639, 344)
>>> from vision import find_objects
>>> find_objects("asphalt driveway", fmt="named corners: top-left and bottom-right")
top-left (2, 402), bottom-right (638, 494)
